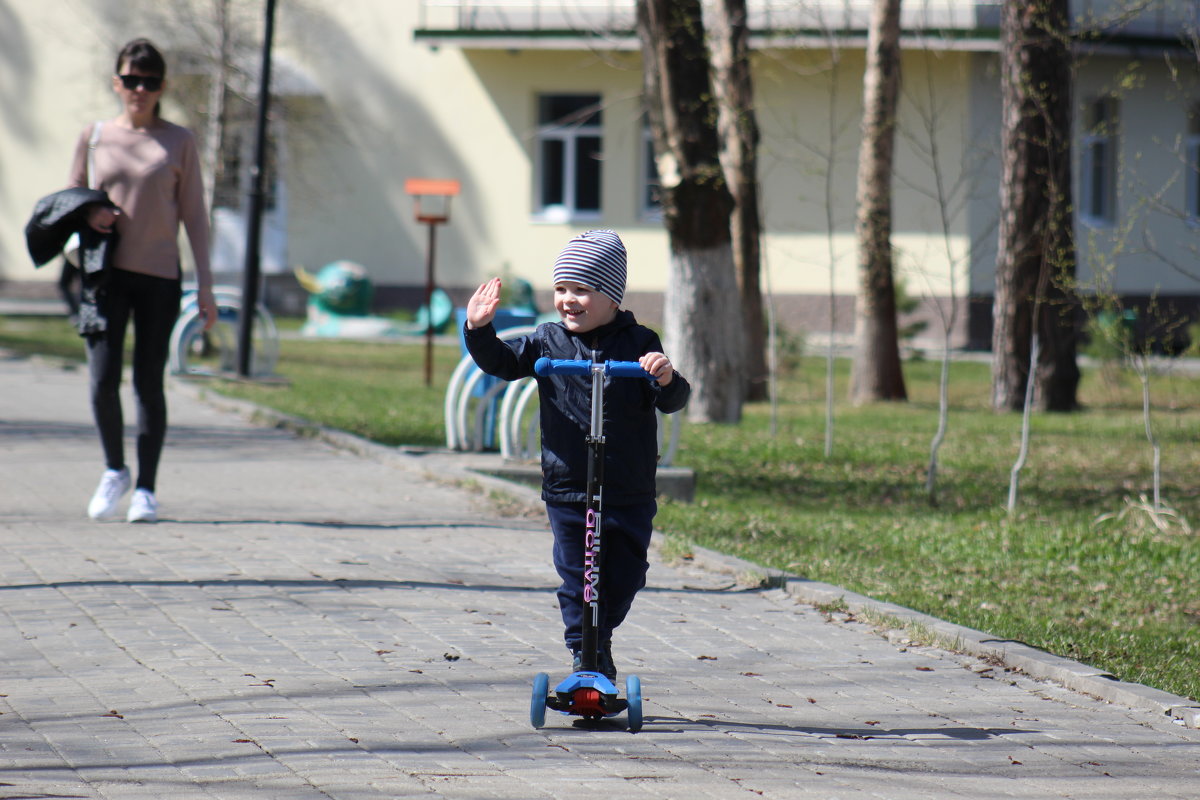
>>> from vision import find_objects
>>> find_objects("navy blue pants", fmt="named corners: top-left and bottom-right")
top-left (546, 500), bottom-right (656, 652)
top-left (86, 269), bottom-right (182, 492)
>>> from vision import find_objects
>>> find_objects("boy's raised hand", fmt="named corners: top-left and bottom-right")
top-left (465, 277), bottom-right (502, 330)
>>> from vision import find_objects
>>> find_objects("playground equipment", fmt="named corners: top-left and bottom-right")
top-left (294, 261), bottom-right (452, 339)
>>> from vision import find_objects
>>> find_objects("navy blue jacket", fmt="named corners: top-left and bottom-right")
top-left (464, 310), bottom-right (690, 505)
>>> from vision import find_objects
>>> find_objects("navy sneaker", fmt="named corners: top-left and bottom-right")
top-left (598, 641), bottom-right (617, 681)
top-left (570, 644), bottom-right (617, 681)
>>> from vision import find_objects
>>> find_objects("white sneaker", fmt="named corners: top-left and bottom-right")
top-left (87, 468), bottom-right (131, 520)
top-left (127, 489), bottom-right (158, 523)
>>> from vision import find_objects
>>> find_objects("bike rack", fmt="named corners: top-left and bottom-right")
top-left (443, 325), bottom-right (682, 466)
top-left (444, 325), bottom-right (537, 452)
top-left (169, 285), bottom-right (280, 377)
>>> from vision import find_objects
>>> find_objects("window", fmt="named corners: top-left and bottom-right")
top-left (1080, 96), bottom-right (1118, 226)
top-left (535, 94), bottom-right (602, 221)
top-left (642, 125), bottom-right (662, 220)
top-left (1186, 105), bottom-right (1200, 224)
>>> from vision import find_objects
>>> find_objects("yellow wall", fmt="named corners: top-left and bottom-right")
top-left (2, 5), bottom-right (124, 283)
top-left (0, 1), bottom-right (977, 306)
top-left (750, 46), bottom-right (976, 302)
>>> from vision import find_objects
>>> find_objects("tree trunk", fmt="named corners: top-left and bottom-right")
top-left (637, 0), bottom-right (744, 423)
top-left (992, 0), bottom-right (1079, 412)
top-left (850, 0), bottom-right (907, 404)
top-left (201, 0), bottom-right (232, 223)
top-left (707, 0), bottom-right (767, 402)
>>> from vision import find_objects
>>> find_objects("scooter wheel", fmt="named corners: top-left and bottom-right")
top-left (530, 672), bottom-right (549, 729)
top-left (625, 674), bottom-right (643, 732)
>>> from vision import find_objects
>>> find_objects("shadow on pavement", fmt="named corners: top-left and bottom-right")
top-left (0, 577), bottom-right (753, 595)
top-left (641, 715), bottom-right (1039, 740)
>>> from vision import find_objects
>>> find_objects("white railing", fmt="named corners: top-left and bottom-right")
top-left (416, 1), bottom-right (1191, 40)
top-left (416, 1), bottom-right (1001, 34)
top-left (419, 0), bottom-right (634, 32)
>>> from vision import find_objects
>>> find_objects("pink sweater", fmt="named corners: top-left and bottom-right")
top-left (69, 119), bottom-right (212, 290)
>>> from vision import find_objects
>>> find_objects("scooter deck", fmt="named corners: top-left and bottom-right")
top-left (547, 671), bottom-right (628, 718)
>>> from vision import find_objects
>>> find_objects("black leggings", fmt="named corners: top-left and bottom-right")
top-left (58, 260), bottom-right (81, 318)
top-left (86, 269), bottom-right (182, 492)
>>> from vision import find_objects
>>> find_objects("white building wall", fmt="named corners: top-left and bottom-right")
top-left (1073, 51), bottom-right (1200, 298)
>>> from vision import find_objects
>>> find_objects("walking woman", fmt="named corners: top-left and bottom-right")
top-left (71, 38), bottom-right (217, 522)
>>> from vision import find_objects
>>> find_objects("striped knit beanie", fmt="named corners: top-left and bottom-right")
top-left (551, 229), bottom-right (627, 307)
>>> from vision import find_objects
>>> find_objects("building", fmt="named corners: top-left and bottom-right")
top-left (3, 1), bottom-right (1197, 348)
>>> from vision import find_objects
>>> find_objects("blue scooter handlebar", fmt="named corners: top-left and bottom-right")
top-left (534, 357), bottom-right (653, 380)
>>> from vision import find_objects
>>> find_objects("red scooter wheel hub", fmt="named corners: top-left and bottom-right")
top-left (572, 688), bottom-right (604, 717)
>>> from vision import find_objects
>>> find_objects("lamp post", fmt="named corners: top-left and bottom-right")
top-left (404, 178), bottom-right (460, 386)
top-left (238, 0), bottom-right (277, 378)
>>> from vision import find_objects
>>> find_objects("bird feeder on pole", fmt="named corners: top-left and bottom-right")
top-left (405, 178), bottom-right (460, 386)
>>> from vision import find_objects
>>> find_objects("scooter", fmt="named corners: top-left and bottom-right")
top-left (529, 355), bottom-right (651, 732)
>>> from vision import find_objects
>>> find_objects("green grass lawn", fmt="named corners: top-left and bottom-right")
top-left (210, 333), bottom-right (458, 448)
top-left (658, 357), bottom-right (1200, 701)
top-left (3, 315), bottom-right (1196, 701)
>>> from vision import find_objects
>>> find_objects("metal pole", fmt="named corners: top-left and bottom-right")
top-left (423, 220), bottom-right (438, 386)
top-left (237, 0), bottom-right (277, 377)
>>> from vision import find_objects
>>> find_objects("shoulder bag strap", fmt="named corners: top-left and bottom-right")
top-left (86, 121), bottom-right (103, 190)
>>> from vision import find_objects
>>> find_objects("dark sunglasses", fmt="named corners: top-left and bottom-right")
top-left (117, 74), bottom-right (163, 92)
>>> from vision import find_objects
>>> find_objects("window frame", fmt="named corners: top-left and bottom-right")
top-left (1185, 106), bottom-right (1200, 226)
top-left (641, 124), bottom-right (663, 222)
top-left (533, 93), bottom-right (603, 223)
top-left (1079, 96), bottom-right (1119, 228)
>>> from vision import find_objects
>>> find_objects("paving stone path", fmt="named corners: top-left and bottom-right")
top-left (1, 354), bottom-right (1197, 799)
